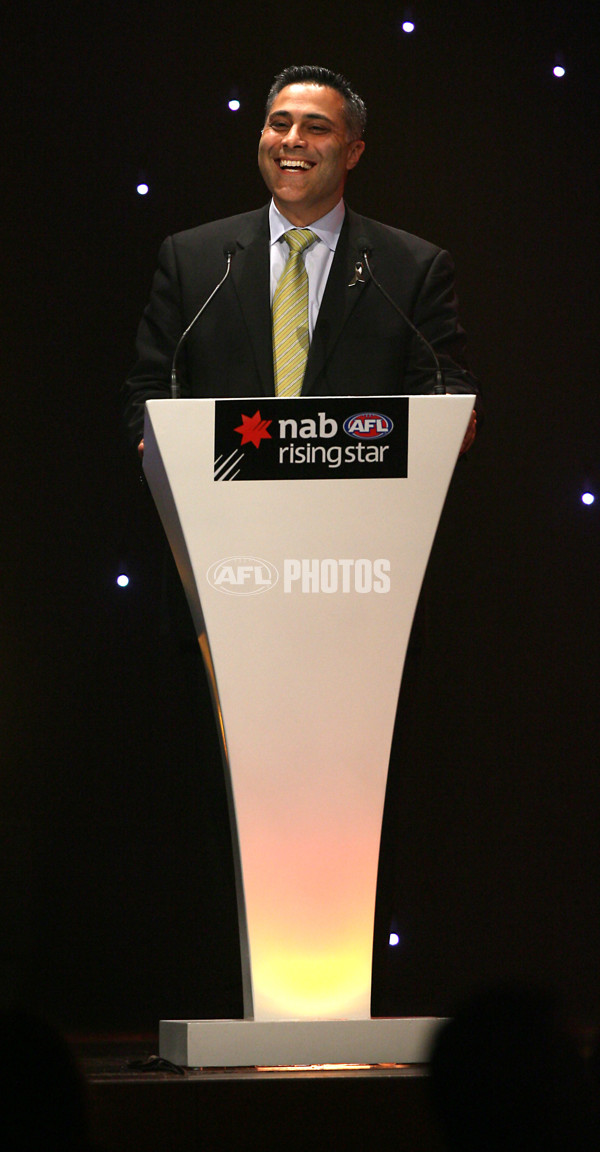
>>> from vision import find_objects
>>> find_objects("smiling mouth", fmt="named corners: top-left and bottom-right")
top-left (276, 159), bottom-right (314, 170)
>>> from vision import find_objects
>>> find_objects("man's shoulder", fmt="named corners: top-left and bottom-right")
top-left (346, 208), bottom-right (444, 261)
top-left (170, 206), bottom-right (269, 250)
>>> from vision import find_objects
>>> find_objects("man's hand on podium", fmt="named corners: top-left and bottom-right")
top-left (460, 409), bottom-right (477, 455)
top-left (138, 439), bottom-right (144, 458)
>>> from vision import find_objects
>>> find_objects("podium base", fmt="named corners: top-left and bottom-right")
top-left (159, 1017), bottom-right (443, 1068)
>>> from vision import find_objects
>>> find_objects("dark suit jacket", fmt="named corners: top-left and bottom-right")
top-left (122, 204), bottom-right (478, 447)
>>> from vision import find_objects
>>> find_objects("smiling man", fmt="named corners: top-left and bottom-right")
top-left (123, 64), bottom-right (478, 451)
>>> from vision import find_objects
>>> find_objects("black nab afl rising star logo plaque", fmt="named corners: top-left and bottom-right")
top-left (213, 397), bottom-right (409, 481)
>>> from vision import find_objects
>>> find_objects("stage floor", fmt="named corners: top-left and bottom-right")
top-left (79, 1035), bottom-right (445, 1151)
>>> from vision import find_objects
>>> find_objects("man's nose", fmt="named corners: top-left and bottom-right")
top-left (282, 124), bottom-right (306, 147)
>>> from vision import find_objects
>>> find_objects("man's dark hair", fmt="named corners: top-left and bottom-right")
top-left (265, 65), bottom-right (367, 141)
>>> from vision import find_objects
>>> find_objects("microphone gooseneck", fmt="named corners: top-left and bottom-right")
top-left (170, 243), bottom-right (237, 399)
top-left (355, 235), bottom-right (446, 394)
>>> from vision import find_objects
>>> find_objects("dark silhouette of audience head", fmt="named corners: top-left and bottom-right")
top-left (0, 1010), bottom-right (91, 1150)
top-left (428, 984), bottom-right (595, 1152)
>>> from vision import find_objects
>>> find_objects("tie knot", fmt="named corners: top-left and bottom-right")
top-left (284, 228), bottom-right (317, 254)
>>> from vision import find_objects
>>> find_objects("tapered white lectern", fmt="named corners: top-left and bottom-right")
top-left (144, 394), bottom-right (473, 1067)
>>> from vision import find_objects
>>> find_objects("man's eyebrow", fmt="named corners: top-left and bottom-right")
top-left (303, 113), bottom-right (334, 124)
top-left (267, 110), bottom-right (334, 126)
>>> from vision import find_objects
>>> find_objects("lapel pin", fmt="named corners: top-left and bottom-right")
top-left (348, 260), bottom-right (367, 287)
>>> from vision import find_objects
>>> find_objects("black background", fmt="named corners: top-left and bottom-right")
top-left (2, 1), bottom-right (599, 1033)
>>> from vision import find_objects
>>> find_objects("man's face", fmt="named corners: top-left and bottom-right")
top-left (258, 83), bottom-right (365, 226)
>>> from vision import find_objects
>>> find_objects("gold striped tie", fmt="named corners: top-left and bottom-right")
top-left (272, 229), bottom-right (317, 397)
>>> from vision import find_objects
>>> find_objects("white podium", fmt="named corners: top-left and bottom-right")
top-left (143, 394), bottom-right (472, 1066)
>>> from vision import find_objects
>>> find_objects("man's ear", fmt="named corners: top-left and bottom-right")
top-left (346, 139), bottom-right (365, 171)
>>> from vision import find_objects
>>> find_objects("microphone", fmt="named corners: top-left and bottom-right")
top-left (353, 235), bottom-right (446, 393)
top-left (170, 242), bottom-right (237, 399)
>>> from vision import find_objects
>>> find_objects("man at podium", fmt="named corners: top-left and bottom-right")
top-left (122, 65), bottom-right (479, 1022)
top-left (123, 64), bottom-right (478, 454)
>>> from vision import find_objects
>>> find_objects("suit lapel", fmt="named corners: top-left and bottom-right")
top-left (303, 208), bottom-right (372, 394)
top-left (230, 207), bottom-right (274, 395)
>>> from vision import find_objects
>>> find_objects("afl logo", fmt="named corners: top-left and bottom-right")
top-left (343, 412), bottom-right (393, 440)
top-left (207, 556), bottom-right (279, 596)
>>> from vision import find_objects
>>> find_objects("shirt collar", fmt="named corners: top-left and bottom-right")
top-left (269, 199), bottom-right (346, 252)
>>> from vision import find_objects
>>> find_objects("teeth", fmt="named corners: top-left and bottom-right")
top-left (279, 160), bottom-right (312, 169)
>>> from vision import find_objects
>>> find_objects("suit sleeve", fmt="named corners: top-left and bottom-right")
top-left (121, 236), bottom-right (184, 448)
top-left (403, 248), bottom-right (480, 405)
